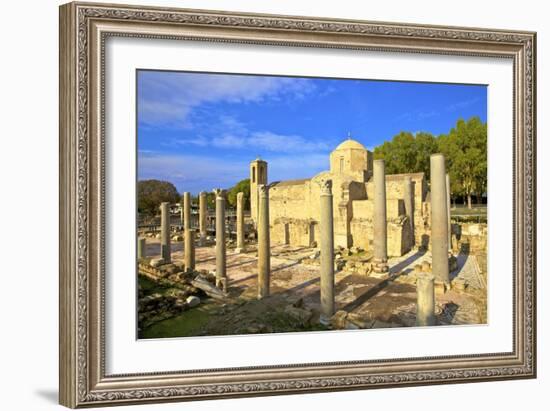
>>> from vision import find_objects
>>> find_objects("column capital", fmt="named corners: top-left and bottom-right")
top-left (213, 188), bottom-right (226, 198)
top-left (258, 184), bottom-right (269, 197)
top-left (318, 178), bottom-right (333, 195)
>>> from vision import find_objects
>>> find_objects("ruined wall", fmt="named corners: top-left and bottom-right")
top-left (455, 223), bottom-right (488, 253)
top-left (366, 172), bottom-right (427, 246)
top-left (349, 198), bottom-right (412, 256)
top-left (267, 169), bottom-right (424, 256)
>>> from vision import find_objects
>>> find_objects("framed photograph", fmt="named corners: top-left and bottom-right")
top-left (59, 1), bottom-right (537, 408)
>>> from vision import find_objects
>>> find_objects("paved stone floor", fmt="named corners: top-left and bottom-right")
top-left (142, 236), bottom-right (487, 332)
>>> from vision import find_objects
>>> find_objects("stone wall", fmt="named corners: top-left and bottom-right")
top-left (454, 222), bottom-right (488, 253)
top-left (349, 213), bottom-right (412, 256)
top-left (267, 170), bottom-right (426, 256)
top-left (272, 217), bottom-right (317, 247)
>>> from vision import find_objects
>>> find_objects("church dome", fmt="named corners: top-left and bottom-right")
top-left (334, 139), bottom-right (367, 151)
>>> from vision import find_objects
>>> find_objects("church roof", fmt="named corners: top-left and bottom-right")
top-left (270, 178), bottom-right (310, 187)
top-left (334, 139), bottom-right (367, 151)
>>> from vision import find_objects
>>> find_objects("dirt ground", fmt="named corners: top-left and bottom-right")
top-left (139, 237), bottom-right (487, 338)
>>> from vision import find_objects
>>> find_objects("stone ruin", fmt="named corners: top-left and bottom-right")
top-left (137, 146), bottom-right (487, 336)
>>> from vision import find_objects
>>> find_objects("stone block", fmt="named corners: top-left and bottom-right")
top-left (150, 258), bottom-right (165, 267)
top-left (186, 295), bottom-right (200, 308)
top-left (330, 310), bottom-right (348, 329)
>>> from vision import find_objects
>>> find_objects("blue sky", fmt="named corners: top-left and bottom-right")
top-left (137, 70), bottom-right (487, 195)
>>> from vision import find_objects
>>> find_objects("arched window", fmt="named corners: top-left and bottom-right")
top-left (340, 156), bottom-right (344, 173)
top-left (252, 166), bottom-right (256, 183)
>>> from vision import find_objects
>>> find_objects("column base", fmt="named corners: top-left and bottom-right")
top-left (415, 315), bottom-right (437, 327)
top-left (319, 314), bottom-right (332, 326)
top-left (198, 234), bottom-right (207, 246)
top-left (216, 277), bottom-right (228, 292)
top-left (235, 247), bottom-right (246, 254)
top-left (371, 258), bottom-right (389, 274)
top-left (434, 280), bottom-right (451, 294)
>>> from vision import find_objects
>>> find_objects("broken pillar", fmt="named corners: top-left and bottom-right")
top-left (430, 154), bottom-right (450, 284)
top-left (137, 237), bottom-right (146, 259)
top-left (160, 202), bottom-right (171, 263)
top-left (446, 173), bottom-right (452, 251)
top-left (199, 191), bottom-right (207, 245)
top-left (214, 189), bottom-right (227, 289)
top-left (373, 159), bottom-right (388, 273)
top-left (416, 272), bottom-right (436, 326)
top-left (182, 191), bottom-right (191, 231)
top-left (319, 179), bottom-right (335, 323)
top-left (257, 185), bottom-right (270, 299)
top-left (236, 191), bottom-right (245, 253)
top-left (184, 228), bottom-right (195, 272)
top-left (403, 176), bottom-right (414, 246)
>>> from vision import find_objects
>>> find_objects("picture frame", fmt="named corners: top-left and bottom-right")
top-left (59, 1), bottom-right (537, 408)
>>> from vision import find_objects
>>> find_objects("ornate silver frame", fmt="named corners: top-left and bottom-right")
top-left (59, 2), bottom-right (537, 408)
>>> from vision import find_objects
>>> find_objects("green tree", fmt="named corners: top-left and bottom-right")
top-left (137, 179), bottom-right (180, 216)
top-left (413, 132), bottom-right (438, 178)
top-left (439, 117), bottom-right (487, 209)
top-left (374, 131), bottom-right (437, 177)
top-left (227, 178), bottom-right (251, 210)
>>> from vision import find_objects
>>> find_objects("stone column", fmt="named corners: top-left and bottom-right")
top-left (416, 273), bottom-right (436, 326)
top-left (236, 192), bottom-right (245, 253)
top-left (137, 237), bottom-right (146, 259)
top-left (160, 202), bottom-right (171, 263)
top-left (430, 154), bottom-right (450, 284)
top-left (373, 159), bottom-right (388, 273)
top-left (446, 173), bottom-right (452, 251)
top-left (214, 189), bottom-right (227, 289)
top-left (416, 272), bottom-right (436, 326)
top-left (184, 229), bottom-right (195, 272)
top-left (319, 179), bottom-right (335, 323)
top-left (182, 192), bottom-right (191, 231)
top-left (403, 176), bottom-right (414, 246)
top-left (199, 191), bottom-right (207, 245)
top-left (257, 185), bottom-right (270, 299)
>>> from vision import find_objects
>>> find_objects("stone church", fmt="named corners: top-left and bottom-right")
top-left (250, 138), bottom-right (430, 257)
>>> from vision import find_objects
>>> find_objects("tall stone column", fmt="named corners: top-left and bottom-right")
top-left (182, 192), bottom-right (191, 230)
top-left (319, 179), bottom-right (335, 323)
top-left (416, 272), bottom-right (436, 326)
top-left (137, 237), bottom-right (146, 259)
top-left (236, 192), bottom-right (245, 253)
top-left (199, 191), bottom-right (207, 245)
top-left (430, 154), bottom-right (450, 284)
top-left (184, 228), bottom-right (195, 272)
top-left (373, 159), bottom-right (388, 273)
top-left (214, 189), bottom-right (227, 289)
top-left (160, 202), bottom-right (171, 263)
top-left (257, 185), bottom-right (270, 299)
top-left (446, 173), bottom-right (452, 251)
top-left (403, 176), bottom-right (415, 246)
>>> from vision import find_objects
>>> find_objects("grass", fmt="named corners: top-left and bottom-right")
top-left (140, 303), bottom-right (218, 339)
top-left (138, 274), bottom-right (172, 295)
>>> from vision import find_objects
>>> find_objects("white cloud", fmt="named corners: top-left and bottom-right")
top-left (138, 151), bottom-right (331, 193)
top-left (265, 153), bottom-right (329, 182)
top-left (212, 134), bottom-right (246, 148)
top-left (248, 131), bottom-right (331, 153)
top-left (138, 152), bottom-right (248, 194)
top-left (161, 120), bottom-right (332, 154)
top-left (138, 72), bottom-right (316, 127)
top-left (445, 97), bottom-right (481, 112)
